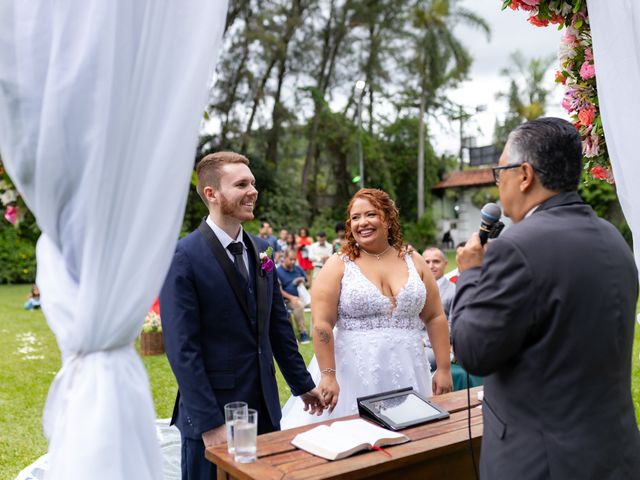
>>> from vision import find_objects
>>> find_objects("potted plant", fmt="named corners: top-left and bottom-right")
top-left (140, 302), bottom-right (164, 356)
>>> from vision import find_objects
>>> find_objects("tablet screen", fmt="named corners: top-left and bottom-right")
top-left (370, 392), bottom-right (442, 425)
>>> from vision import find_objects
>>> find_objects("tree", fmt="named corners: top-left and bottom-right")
top-left (406, 0), bottom-right (490, 219)
top-left (494, 50), bottom-right (554, 148)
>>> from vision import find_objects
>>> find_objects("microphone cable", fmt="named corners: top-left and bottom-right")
top-left (466, 372), bottom-right (479, 480)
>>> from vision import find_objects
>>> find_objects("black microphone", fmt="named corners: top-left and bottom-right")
top-left (479, 203), bottom-right (502, 246)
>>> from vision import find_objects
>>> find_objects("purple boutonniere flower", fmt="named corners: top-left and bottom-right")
top-left (260, 246), bottom-right (275, 273)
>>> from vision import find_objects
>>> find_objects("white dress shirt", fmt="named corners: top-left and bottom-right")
top-left (206, 216), bottom-right (249, 272)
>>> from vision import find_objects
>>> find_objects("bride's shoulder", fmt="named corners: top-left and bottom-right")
top-left (407, 249), bottom-right (427, 272)
top-left (316, 253), bottom-right (346, 278)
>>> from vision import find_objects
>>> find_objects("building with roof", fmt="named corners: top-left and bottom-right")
top-left (431, 167), bottom-right (507, 249)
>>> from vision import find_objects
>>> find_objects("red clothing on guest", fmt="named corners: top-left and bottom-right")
top-left (296, 236), bottom-right (313, 271)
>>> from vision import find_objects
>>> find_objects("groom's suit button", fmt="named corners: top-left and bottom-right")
top-left (258, 347), bottom-right (262, 355)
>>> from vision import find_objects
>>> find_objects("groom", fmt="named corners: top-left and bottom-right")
top-left (160, 151), bottom-right (324, 479)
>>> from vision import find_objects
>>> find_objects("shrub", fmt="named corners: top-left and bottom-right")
top-left (0, 225), bottom-right (36, 284)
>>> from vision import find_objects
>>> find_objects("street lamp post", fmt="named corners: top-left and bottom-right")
top-left (355, 80), bottom-right (366, 189)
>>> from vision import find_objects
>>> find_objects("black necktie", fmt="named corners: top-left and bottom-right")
top-left (227, 242), bottom-right (250, 285)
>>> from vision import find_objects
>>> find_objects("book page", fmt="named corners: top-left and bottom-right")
top-left (291, 424), bottom-right (369, 460)
top-left (331, 419), bottom-right (408, 447)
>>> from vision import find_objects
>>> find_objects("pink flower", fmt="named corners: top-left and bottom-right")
top-left (578, 106), bottom-right (596, 127)
top-left (4, 205), bottom-right (17, 225)
top-left (521, 0), bottom-right (540, 5)
top-left (583, 134), bottom-right (600, 158)
top-left (585, 47), bottom-right (593, 61)
top-left (590, 166), bottom-right (608, 180)
top-left (562, 29), bottom-right (579, 48)
top-left (580, 61), bottom-right (595, 80)
top-left (561, 95), bottom-right (573, 113)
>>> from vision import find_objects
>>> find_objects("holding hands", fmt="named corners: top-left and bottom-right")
top-left (317, 370), bottom-right (340, 414)
top-left (300, 387), bottom-right (326, 415)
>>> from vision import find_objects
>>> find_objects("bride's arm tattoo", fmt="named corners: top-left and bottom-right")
top-left (315, 328), bottom-right (331, 344)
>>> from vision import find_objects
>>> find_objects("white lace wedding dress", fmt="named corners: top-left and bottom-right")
top-left (280, 253), bottom-right (432, 429)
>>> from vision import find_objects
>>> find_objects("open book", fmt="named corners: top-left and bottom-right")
top-left (291, 418), bottom-right (409, 460)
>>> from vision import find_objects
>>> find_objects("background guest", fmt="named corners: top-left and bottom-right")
top-left (308, 231), bottom-right (333, 280)
top-left (332, 222), bottom-right (346, 253)
top-left (276, 229), bottom-right (288, 264)
top-left (277, 250), bottom-right (311, 344)
top-left (296, 227), bottom-right (314, 288)
top-left (24, 284), bottom-right (41, 310)
top-left (422, 246), bottom-right (456, 369)
top-left (258, 220), bottom-right (280, 253)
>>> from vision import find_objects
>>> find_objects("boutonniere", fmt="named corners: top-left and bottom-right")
top-left (259, 246), bottom-right (275, 274)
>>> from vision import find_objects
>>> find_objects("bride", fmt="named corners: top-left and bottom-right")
top-left (281, 188), bottom-right (452, 428)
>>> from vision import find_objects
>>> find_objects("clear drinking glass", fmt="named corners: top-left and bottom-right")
top-left (224, 402), bottom-right (248, 454)
top-left (233, 408), bottom-right (258, 463)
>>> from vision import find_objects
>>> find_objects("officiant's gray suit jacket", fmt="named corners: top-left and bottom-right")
top-left (451, 192), bottom-right (640, 479)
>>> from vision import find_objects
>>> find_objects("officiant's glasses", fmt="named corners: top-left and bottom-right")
top-left (492, 162), bottom-right (547, 185)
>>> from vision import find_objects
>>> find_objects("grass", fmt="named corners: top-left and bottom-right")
top-left (0, 284), bottom-right (638, 479)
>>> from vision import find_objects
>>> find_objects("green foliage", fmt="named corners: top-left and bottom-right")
top-left (470, 186), bottom-right (500, 210)
top-left (0, 225), bottom-right (36, 284)
top-left (402, 210), bottom-right (438, 248)
top-left (309, 208), bottom-right (342, 242)
top-left (578, 176), bottom-right (617, 218)
top-left (180, 186), bottom-right (209, 237)
top-left (578, 175), bottom-right (632, 247)
top-left (382, 117), bottom-right (446, 221)
top-left (255, 170), bottom-right (310, 231)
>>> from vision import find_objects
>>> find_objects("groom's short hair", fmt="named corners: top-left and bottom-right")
top-left (196, 151), bottom-right (250, 203)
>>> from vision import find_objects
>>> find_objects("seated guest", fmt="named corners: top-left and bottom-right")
top-left (422, 247), bottom-right (455, 369)
top-left (24, 283), bottom-right (41, 310)
top-left (308, 231), bottom-right (333, 279)
top-left (277, 250), bottom-right (310, 344)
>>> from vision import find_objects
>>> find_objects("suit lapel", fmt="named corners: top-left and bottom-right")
top-left (197, 221), bottom-right (251, 321)
top-left (245, 232), bottom-right (268, 344)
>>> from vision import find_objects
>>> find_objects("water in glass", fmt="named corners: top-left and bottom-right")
top-left (234, 419), bottom-right (257, 463)
top-left (223, 401), bottom-right (247, 454)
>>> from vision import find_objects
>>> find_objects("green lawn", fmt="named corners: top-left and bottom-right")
top-left (0, 284), bottom-right (638, 479)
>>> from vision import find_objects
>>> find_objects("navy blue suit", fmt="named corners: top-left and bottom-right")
top-left (160, 221), bottom-right (314, 477)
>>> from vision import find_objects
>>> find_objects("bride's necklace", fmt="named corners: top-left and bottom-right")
top-left (359, 244), bottom-right (392, 261)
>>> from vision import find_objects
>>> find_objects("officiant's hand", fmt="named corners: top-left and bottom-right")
top-left (318, 375), bottom-right (340, 414)
top-left (300, 387), bottom-right (325, 415)
top-left (202, 424), bottom-right (227, 448)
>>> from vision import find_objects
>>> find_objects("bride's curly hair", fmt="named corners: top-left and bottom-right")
top-left (342, 188), bottom-right (405, 260)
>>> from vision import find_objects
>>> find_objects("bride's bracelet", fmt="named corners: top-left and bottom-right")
top-left (320, 367), bottom-right (336, 375)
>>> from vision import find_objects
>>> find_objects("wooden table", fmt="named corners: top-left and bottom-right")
top-left (206, 387), bottom-right (483, 480)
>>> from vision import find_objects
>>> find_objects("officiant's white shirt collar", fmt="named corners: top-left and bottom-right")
top-left (524, 204), bottom-right (540, 219)
top-left (206, 216), bottom-right (248, 267)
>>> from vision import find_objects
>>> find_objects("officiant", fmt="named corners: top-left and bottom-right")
top-left (451, 118), bottom-right (640, 479)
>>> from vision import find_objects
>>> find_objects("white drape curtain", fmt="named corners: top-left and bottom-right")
top-left (0, 1), bottom-right (228, 478)
top-left (587, 0), bottom-right (640, 266)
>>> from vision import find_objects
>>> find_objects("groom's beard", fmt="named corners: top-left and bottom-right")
top-left (219, 191), bottom-right (255, 221)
